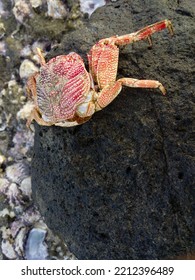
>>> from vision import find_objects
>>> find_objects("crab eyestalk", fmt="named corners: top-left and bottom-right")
top-left (36, 48), bottom-right (46, 65)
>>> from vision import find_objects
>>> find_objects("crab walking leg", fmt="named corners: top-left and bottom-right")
top-left (118, 78), bottom-right (166, 95)
top-left (101, 20), bottom-right (173, 47)
top-left (96, 78), bottom-right (166, 110)
top-left (26, 108), bottom-right (53, 127)
top-left (96, 82), bottom-right (122, 110)
top-left (26, 75), bottom-right (38, 100)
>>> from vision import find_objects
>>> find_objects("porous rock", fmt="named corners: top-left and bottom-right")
top-left (32, 0), bottom-right (195, 259)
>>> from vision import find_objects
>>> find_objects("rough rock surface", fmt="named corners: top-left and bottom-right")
top-left (32, 0), bottom-right (195, 259)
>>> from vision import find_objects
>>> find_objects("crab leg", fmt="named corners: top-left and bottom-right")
top-left (26, 108), bottom-right (53, 127)
top-left (96, 78), bottom-right (165, 110)
top-left (100, 20), bottom-right (173, 47)
top-left (118, 78), bottom-right (166, 95)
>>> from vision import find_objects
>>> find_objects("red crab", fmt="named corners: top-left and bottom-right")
top-left (26, 19), bottom-right (173, 127)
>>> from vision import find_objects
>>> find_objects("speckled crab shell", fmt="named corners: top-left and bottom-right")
top-left (36, 52), bottom-right (91, 123)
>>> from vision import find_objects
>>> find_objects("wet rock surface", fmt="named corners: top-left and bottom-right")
top-left (32, 0), bottom-right (195, 259)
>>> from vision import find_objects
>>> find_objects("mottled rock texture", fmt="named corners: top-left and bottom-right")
top-left (32, 0), bottom-right (195, 259)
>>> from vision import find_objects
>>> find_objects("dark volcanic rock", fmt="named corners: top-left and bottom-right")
top-left (32, 0), bottom-right (195, 259)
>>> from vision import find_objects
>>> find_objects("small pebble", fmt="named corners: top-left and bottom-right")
top-left (12, 0), bottom-right (32, 23)
top-left (20, 45), bottom-right (32, 58)
top-left (29, 0), bottom-right (42, 8)
top-left (1, 239), bottom-right (17, 259)
top-left (0, 22), bottom-right (5, 38)
top-left (19, 177), bottom-right (32, 198)
top-left (17, 101), bottom-right (35, 120)
top-left (0, 177), bottom-right (10, 192)
top-left (46, 0), bottom-right (67, 19)
top-left (6, 163), bottom-right (28, 184)
top-left (0, 154), bottom-right (6, 165)
top-left (0, 208), bottom-right (15, 218)
top-left (80, 0), bottom-right (106, 16)
top-left (25, 228), bottom-right (48, 260)
top-left (19, 59), bottom-right (39, 79)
